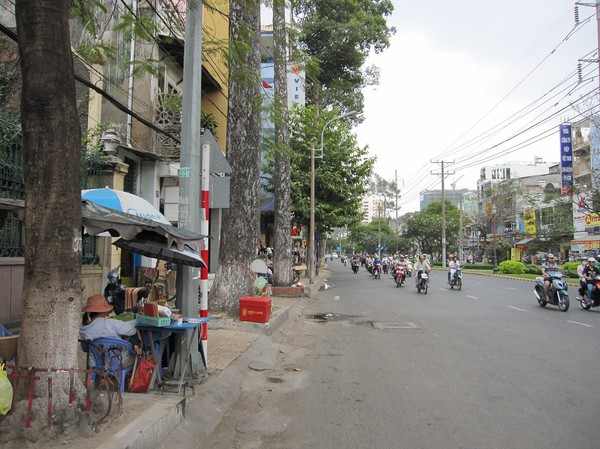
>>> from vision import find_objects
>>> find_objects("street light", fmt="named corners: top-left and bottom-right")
top-left (309, 111), bottom-right (358, 284)
top-left (491, 204), bottom-right (498, 272)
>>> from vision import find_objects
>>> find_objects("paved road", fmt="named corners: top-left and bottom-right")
top-left (199, 261), bottom-right (600, 449)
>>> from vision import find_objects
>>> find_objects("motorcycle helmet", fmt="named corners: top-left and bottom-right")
top-left (588, 257), bottom-right (596, 263)
top-left (547, 253), bottom-right (554, 259)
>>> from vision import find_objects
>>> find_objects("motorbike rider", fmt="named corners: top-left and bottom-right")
top-left (372, 254), bottom-right (382, 276)
top-left (541, 253), bottom-right (559, 301)
top-left (395, 255), bottom-right (408, 283)
top-left (414, 254), bottom-right (431, 287)
top-left (582, 257), bottom-right (600, 305)
top-left (448, 254), bottom-right (461, 284)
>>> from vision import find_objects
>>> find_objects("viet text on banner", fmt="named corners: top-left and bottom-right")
top-left (559, 123), bottom-right (573, 195)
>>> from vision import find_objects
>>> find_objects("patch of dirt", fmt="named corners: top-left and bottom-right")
top-left (0, 389), bottom-right (150, 449)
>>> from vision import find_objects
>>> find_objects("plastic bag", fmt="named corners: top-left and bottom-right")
top-left (0, 363), bottom-right (13, 415)
top-left (129, 357), bottom-right (155, 393)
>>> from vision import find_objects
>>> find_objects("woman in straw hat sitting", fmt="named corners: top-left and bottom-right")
top-left (80, 294), bottom-right (138, 367)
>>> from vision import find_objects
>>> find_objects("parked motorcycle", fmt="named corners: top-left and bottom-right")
top-left (578, 274), bottom-right (600, 310)
top-left (104, 266), bottom-right (126, 315)
top-left (533, 272), bottom-right (569, 312)
top-left (394, 265), bottom-right (406, 287)
top-left (416, 272), bottom-right (429, 294)
top-left (449, 268), bottom-right (462, 290)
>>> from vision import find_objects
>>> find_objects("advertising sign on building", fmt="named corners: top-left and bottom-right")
top-left (287, 64), bottom-right (305, 107)
top-left (559, 123), bottom-right (573, 195)
top-left (524, 208), bottom-right (537, 236)
top-left (584, 213), bottom-right (600, 233)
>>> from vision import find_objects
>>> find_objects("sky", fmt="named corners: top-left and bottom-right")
top-left (353, 0), bottom-right (599, 212)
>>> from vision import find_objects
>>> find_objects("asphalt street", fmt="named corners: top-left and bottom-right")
top-left (199, 261), bottom-right (600, 449)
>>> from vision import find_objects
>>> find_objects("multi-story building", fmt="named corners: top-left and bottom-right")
top-left (0, 0), bottom-right (231, 324)
top-left (258, 25), bottom-right (306, 247)
top-left (419, 188), bottom-right (471, 211)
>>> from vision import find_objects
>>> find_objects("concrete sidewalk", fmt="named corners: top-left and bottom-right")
top-left (71, 270), bottom-right (331, 449)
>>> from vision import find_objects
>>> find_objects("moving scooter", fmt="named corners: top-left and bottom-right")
top-left (578, 274), bottom-right (600, 311)
top-left (416, 271), bottom-right (429, 294)
top-left (533, 272), bottom-right (569, 312)
top-left (449, 268), bottom-right (462, 290)
top-left (394, 265), bottom-right (406, 288)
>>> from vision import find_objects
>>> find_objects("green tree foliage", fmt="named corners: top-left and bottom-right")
top-left (403, 200), bottom-right (460, 256)
top-left (285, 105), bottom-right (374, 232)
top-left (348, 218), bottom-right (396, 254)
top-left (295, 0), bottom-right (395, 113)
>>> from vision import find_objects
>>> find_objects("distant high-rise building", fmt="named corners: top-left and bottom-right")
top-left (420, 189), bottom-right (471, 211)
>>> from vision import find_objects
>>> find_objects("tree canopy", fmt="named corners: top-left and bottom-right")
top-left (283, 105), bottom-right (374, 232)
top-left (295, 0), bottom-right (395, 113)
top-left (403, 200), bottom-right (460, 257)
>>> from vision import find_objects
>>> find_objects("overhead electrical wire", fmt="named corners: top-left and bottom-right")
top-left (398, 9), bottom-right (598, 202)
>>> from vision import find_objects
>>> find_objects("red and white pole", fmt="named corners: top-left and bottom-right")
top-left (199, 142), bottom-right (210, 367)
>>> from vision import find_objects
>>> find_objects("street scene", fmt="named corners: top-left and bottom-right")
top-left (1, 1), bottom-right (600, 448)
top-left (180, 261), bottom-right (600, 449)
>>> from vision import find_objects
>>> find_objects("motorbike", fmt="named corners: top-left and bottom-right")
top-left (448, 268), bottom-right (462, 290)
top-left (416, 271), bottom-right (429, 294)
top-left (104, 266), bottom-right (127, 315)
top-left (533, 272), bottom-right (569, 312)
top-left (373, 262), bottom-right (382, 279)
top-left (351, 259), bottom-right (360, 274)
top-left (394, 265), bottom-right (406, 288)
top-left (405, 261), bottom-right (413, 277)
top-left (578, 274), bottom-right (600, 310)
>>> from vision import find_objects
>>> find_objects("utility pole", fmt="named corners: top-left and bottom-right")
top-left (176, 2), bottom-right (203, 375)
top-left (432, 160), bottom-right (454, 268)
top-left (394, 170), bottom-right (403, 236)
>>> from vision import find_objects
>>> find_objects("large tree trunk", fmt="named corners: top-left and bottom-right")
top-left (272, 0), bottom-right (293, 286)
top-left (15, 0), bottom-right (83, 404)
top-left (209, 0), bottom-right (262, 314)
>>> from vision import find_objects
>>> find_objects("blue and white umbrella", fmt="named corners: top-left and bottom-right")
top-left (82, 188), bottom-right (171, 225)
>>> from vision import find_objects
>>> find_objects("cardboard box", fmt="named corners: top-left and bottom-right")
top-left (239, 296), bottom-right (271, 323)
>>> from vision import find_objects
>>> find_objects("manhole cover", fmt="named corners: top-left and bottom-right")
top-left (372, 322), bottom-right (420, 330)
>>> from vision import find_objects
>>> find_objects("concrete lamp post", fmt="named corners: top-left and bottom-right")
top-left (309, 111), bottom-right (358, 284)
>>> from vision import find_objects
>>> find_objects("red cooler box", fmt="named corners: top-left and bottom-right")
top-left (239, 296), bottom-right (272, 323)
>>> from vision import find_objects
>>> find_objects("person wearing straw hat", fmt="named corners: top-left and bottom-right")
top-left (80, 294), bottom-right (138, 367)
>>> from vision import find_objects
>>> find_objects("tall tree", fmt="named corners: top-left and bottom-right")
top-left (271, 0), bottom-right (293, 286)
top-left (287, 106), bottom-right (374, 233)
top-left (209, 0), bottom-right (262, 313)
top-left (295, 0), bottom-right (395, 113)
top-left (15, 0), bottom-right (83, 412)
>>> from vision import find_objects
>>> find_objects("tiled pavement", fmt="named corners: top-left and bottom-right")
top-left (207, 329), bottom-right (260, 370)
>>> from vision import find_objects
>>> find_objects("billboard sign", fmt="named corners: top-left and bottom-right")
top-left (287, 64), bottom-right (305, 107)
top-left (559, 123), bottom-right (573, 195)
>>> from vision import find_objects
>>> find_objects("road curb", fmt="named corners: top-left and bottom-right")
top-left (97, 396), bottom-right (185, 449)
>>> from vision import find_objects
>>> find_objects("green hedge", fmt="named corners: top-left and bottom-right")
top-left (523, 265), bottom-right (542, 275)
top-left (561, 262), bottom-right (580, 278)
top-left (462, 264), bottom-right (496, 270)
top-left (498, 261), bottom-right (525, 274)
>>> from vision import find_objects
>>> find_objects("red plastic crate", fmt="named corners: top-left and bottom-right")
top-left (239, 296), bottom-right (271, 323)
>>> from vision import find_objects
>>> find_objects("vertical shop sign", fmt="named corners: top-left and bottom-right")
top-left (560, 123), bottom-right (573, 195)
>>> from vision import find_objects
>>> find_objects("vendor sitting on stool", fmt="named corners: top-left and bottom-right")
top-left (80, 294), bottom-right (138, 367)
